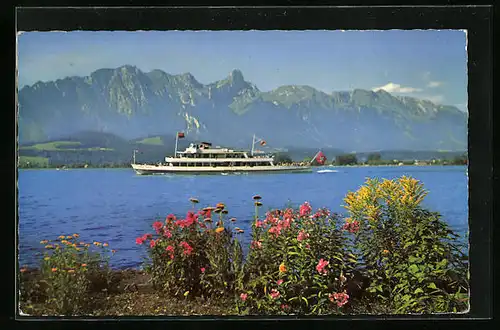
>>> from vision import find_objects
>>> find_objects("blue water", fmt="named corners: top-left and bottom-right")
top-left (18, 166), bottom-right (468, 269)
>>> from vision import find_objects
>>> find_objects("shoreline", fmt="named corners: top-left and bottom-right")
top-left (18, 164), bottom-right (467, 170)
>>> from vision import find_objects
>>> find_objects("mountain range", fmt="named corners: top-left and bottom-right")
top-left (18, 65), bottom-right (467, 152)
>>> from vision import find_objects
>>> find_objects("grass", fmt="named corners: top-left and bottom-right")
top-left (20, 141), bottom-right (113, 152)
top-left (18, 156), bottom-right (49, 167)
top-left (136, 136), bottom-right (164, 146)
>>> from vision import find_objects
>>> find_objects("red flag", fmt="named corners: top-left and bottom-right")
top-left (260, 140), bottom-right (266, 146)
top-left (177, 132), bottom-right (185, 138)
top-left (315, 151), bottom-right (327, 165)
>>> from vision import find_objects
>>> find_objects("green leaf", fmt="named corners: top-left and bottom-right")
top-left (427, 282), bottom-right (437, 289)
top-left (414, 288), bottom-right (424, 294)
top-left (408, 264), bottom-right (419, 274)
top-left (301, 297), bottom-right (309, 306)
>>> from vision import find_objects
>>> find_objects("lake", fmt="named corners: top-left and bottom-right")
top-left (18, 166), bottom-right (468, 269)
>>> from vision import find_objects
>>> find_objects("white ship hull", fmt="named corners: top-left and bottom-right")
top-left (131, 163), bottom-right (312, 175)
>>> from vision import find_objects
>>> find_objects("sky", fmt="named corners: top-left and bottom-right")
top-left (17, 30), bottom-right (468, 111)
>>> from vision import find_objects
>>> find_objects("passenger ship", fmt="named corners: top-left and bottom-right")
top-left (131, 134), bottom-right (312, 175)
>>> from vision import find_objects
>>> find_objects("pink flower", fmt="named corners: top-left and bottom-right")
top-left (281, 304), bottom-right (289, 310)
top-left (329, 292), bottom-right (350, 307)
top-left (152, 221), bottom-right (163, 233)
top-left (342, 220), bottom-right (360, 233)
top-left (149, 239), bottom-right (157, 248)
top-left (166, 214), bottom-right (176, 223)
top-left (240, 293), bottom-right (248, 301)
top-left (163, 230), bottom-right (172, 238)
top-left (316, 258), bottom-right (329, 275)
top-left (277, 279), bottom-right (283, 285)
top-left (250, 241), bottom-right (262, 249)
top-left (200, 267), bottom-right (206, 273)
top-left (299, 202), bottom-right (312, 217)
top-left (180, 241), bottom-right (193, 256)
top-left (255, 220), bottom-right (264, 228)
top-left (135, 236), bottom-right (145, 245)
top-left (269, 289), bottom-right (280, 299)
top-left (268, 225), bottom-right (282, 238)
top-left (297, 230), bottom-right (309, 241)
top-left (305, 244), bottom-right (311, 249)
top-left (165, 245), bottom-right (175, 259)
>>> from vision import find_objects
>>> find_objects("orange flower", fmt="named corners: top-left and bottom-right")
top-left (58, 235), bottom-right (65, 239)
top-left (216, 203), bottom-right (225, 209)
top-left (73, 233), bottom-right (79, 238)
top-left (66, 235), bottom-right (73, 239)
top-left (103, 243), bottom-right (109, 247)
top-left (81, 263), bottom-right (87, 267)
top-left (383, 249), bottom-right (390, 255)
top-left (51, 268), bottom-right (58, 272)
top-left (40, 240), bottom-right (48, 244)
top-left (279, 263), bottom-right (287, 273)
top-left (215, 227), bottom-right (224, 233)
top-left (111, 250), bottom-right (117, 253)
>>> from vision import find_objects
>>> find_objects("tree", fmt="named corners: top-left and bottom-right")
top-left (274, 152), bottom-right (293, 164)
top-left (335, 154), bottom-right (358, 166)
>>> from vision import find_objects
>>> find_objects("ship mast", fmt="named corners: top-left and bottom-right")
top-left (251, 134), bottom-right (256, 156)
top-left (174, 133), bottom-right (179, 159)
top-left (133, 149), bottom-right (137, 164)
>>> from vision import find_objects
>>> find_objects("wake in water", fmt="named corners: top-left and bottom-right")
top-left (316, 169), bottom-right (339, 174)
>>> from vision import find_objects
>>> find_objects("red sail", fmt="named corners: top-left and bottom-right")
top-left (177, 132), bottom-right (185, 138)
top-left (315, 151), bottom-right (327, 165)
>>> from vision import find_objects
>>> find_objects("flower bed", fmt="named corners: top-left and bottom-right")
top-left (19, 176), bottom-right (469, 316)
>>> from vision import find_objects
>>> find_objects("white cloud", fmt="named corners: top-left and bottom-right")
top-left (372, 82), bottom-right (422, 93)
top-left (427, 81), bottom-right (443, 88)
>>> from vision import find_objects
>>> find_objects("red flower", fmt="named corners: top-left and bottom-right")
top-left (165, 245), bottom-right (174, 259)
top-left (342, 220), bottom-right (360, 233)
top-left (329, 292), bottom-right (349, 307)
top-left (149, 239), bottom-right (157, 248)
top-left (135, 236), bottom-right (145, 245)
top-left (144, 233), bottom-right (152, 239)
top-left (166, 214), bottom-right (176, 223)
top-left (240, 293), bottom-right (248, 301)
top-left (180, 241), bottom-right (193, 256)
top-left (305, 244), bottom-right (311, 249)
top-left (250, 240), bottom-right (262, 249)
top-left (255, 220), bottom-right (263, 228)
top-left (297, 230), bottom-right (309, 241)
top-left (200, 267), bottom-right (206, 273)
top-left (153, 221), bottom-right (164, 233)
top-left (299, 202), bottom-right (312, 217)
top-left (276, 279), bottom-right (283, 285)
top-left (163, 230), bottom-right (172, 238)
top-left (268, 225), bottom-right (282, 237)
top-left (269, 289), bottom-right (280, 299)
top-left (316, 258), bottom-right (329, 275)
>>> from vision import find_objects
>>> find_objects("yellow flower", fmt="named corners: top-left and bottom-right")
top-left (67, 269), bottom-right (75, 273)
top-left (44, 256), bottom-right (50, 261)
top-left (58, 235), bottom-right (65, 239)
top-left (279, 263), bottom-right (287, 273)
top-left (45, 245), bottom-right (54, 249)
top-left (73, 233), bottom-right (79, 238)
top-left (40, 240), bottom-right (48, 244)
top-left (215, 227), bottom-right (224, 233)
top-left (66, 236), bottom-right (73, 239)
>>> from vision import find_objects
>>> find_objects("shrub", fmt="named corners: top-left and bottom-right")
top-left (34, 234), bottom-right (113, 315)
top-left (342, 176), bottom-right (469, 313)
top-left (137, 199), bottom-right (244, 300)
top-left (239, 197), bottom-right (354, 315)
top-left (335, 154), bottom-right (358, 166)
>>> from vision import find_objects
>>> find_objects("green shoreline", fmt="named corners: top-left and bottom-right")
top-left (18, 164), bottom-right (467, 170)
